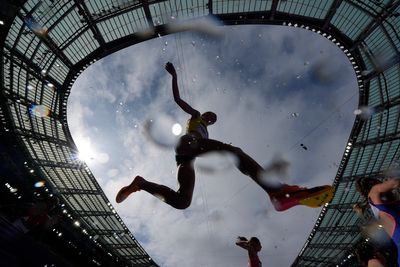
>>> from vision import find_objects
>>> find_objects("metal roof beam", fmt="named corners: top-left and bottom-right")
top-left (296, 256), bottom-right (334, 264)
top-left (57, 188), bottom-right (100, 195)
top-left (363, 54), bottom-right (400, 81)
top-left (317, 225), bottom-right (359, 232)
top-left (73, 0), bottom-right (106, 47)
top-left (269, 0), bottom-right (279, 20)
top-left (307, 242), bottom-right (353, 250)
top-left (351, 0), bottom-right (400, 51)
top-left (16, 12), bottom-right (73, 68)
top-left (140, 0), bottom-right (154, 28)
top-left (341, 171), bottom-right (386, 182)
top-left (354, 132), bottom-right (400, 148)
top-left (323, 0), bottom-right (343, 30)
top-left (4, 44), bottom-right (63, 89)
top-left (207, 0), bottom-right (213, 14)
top-left (75, 210), bottom-right (114, 217)
top-left (34, 158), bottom-right (83, 169)
top-left (92, 229), bottom-right (127, 235)
top-left (104, 243), bottom-right (139, 250)
top-left (15, 127), bottom-right (69, 146)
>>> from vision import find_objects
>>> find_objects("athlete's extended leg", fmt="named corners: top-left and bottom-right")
top-left (178, 137), bottom-right (276, 193)
top-left (180, 138), bottom-right (334, 211)
top-left (116, 161), bottom-right (195, 209)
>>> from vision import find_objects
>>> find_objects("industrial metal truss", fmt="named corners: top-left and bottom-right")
top-left (0, 0), bottom-right (399, 266)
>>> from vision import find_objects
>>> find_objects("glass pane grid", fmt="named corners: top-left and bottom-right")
top-left (385, 65), bottom-right (400, 100)
top-left (51, 9), bottom-right (86, 49)
top-left (150, 0), bottom-right (208, 25)
top-left (277, 0), bottom-right (333, 19)
top-left (5, 16), bottom-right (24, 48)
top-left (14, 27), bottom-right (39, 57)
top-left (85, 0), bottom-right (140, 15)
top-left (24, 0), bottom-right (75, 30)
top-left (41, 167), bottom-right (73, 188)
top-left (213, 0), bottom-right (272, 14)
top-left (368, 78), bottom-right (382, 106)
top-left (364, 27), bottom-right (397, 69)
top-left (63, 30), bottom-right (100, 64)
top-left (331, 2), bottom-right (373, 40)
top-left (48, 59), bottom-right (70, 82)
top-left (98, 9), bottom-right (148, 42)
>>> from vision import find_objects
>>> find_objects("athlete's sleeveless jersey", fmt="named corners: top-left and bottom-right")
top-left (369, 199), bottom-right (400, 267)
top-left (186, 116), bottom-right (208, 139)
top-left (248, 254), bottom-right (262, 267)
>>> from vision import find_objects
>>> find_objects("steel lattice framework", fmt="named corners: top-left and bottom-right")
top-left (0, 0), bottom-right (399, 266)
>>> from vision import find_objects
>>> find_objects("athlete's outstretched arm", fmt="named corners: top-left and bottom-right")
top-left (165, 62), bottom-right (200, 117)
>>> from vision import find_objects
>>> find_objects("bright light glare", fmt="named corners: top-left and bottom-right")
top-left (76, 138), bottom-right (96, 162)
top-left (34, 181), bottom-right (46, 188)
top-left (171, 123), bottom-right (182, 136)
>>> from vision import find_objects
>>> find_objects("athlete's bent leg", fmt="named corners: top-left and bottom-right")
top-left (117, 162), bottom-right (195, 209)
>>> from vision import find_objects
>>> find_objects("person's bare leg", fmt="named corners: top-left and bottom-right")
top-left (180, 138), bottom-right (333, 211)
top-left (116, 162), bottom-right (195, 209)
top-left (180, 138), bottom-right (279, 193)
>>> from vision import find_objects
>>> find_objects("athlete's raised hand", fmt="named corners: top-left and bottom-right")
top-left (165, 62), bottom-right (176, 76)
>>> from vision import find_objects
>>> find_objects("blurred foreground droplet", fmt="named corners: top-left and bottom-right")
top-left (144, 115), bottom-right (180, 148)
top-left (34, 181), bottom-right (46, 188)
top-left (353, 106), bottom-right (375, 120)
top-left (24, 15), bottom-right (49, 37)
top-left (259, 157), bottom-right (290, 188)
top-left (29, 104), bottom-right (51, 118)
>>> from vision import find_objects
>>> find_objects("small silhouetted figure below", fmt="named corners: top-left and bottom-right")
top-left (236, 236), bottom-right (262, 267)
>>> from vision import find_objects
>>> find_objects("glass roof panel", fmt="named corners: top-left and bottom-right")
top-left (149, 0), bottom-right (209, 25)
top-left (5, 16), bottom-right (24, 48)
top-left (369, 77), bottom-right (384, 106)
top-left (85, 0), bottom-right (141, 15)
top-left (331, 2), bottom-right (373, 40)
top-left (364, 27), bottom-right (397, 69)
top-left (385, 65), bottom-right (400, 100)
top-left (63, 30), bottom-right (100, 64)
top-left (49, 8), bottom-right (86, 48)
top-left (276, 0), bottom-right (333, 19)
top-left (97, 9), bottom-right (148, 42)
top-left (213, 0), bottom-right (272, 14)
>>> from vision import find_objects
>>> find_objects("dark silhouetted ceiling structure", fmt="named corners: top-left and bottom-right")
top-left (0, 1), bottom-right (399, 266)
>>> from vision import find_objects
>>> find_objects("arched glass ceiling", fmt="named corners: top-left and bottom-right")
top-left (1, 1), bottom-right (399, 266)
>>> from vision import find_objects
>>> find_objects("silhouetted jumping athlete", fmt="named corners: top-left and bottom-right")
top-left (116, 62), bottom-right (334, 211)
top-left (236, 236), bottom-right (262, 267)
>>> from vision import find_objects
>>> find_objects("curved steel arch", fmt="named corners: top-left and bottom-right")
top-left (1, 1), bottom-right (399, 266)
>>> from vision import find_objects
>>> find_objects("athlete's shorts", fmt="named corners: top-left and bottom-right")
top-left (175, 154), bottom-right (195, 166)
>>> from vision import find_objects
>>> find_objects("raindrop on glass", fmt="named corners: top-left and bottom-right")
top-left (291, 112), bottom-right (299, 117)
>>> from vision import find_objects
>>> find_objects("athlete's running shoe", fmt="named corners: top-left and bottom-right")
top-left (269, 184), bottom-right (334, 211)
top-left (116, 176), bottom-right (144, 203)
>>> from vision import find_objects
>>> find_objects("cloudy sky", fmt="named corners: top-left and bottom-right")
top-left (68, 22), bottom-right (358, 267)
